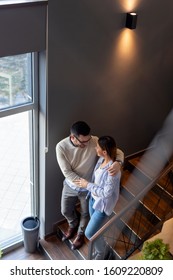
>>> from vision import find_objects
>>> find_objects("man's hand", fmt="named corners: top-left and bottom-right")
top-left (73, 178), bottom-right (88, 188)
top-left (107, 161), bottom-right (122, 176)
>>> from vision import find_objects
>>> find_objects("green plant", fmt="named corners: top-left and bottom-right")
top-left (141, 238), bottom-right (171, 260)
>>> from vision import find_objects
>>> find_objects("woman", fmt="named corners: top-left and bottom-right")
top-left (74, 136), bottom-right (121, 259)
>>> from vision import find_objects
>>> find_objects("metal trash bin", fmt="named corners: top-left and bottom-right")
top-left (21, 216), bottom-right (40, 253)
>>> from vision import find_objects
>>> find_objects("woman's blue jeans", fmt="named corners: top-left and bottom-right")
top-left (85, 196), bottom-right (107, 253)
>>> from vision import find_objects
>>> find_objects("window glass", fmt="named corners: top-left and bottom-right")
top-left (0, 112), bottom-right (31, 246)
top-left (0, 52), bottom-right (38, 251)
top-left (0, 54), bottom-right (32, 110)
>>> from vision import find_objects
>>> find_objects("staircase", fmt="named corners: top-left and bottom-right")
top-left (105, 150), bottom-right (173, 259)
top-left (41, 149), bottom-right (173, 260)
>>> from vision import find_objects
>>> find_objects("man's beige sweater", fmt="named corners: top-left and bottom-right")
top-left (56, 136), bottom-right (124, 186)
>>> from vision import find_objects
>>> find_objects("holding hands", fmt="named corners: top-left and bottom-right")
top-left (73, 178), bottom-right (88, 188)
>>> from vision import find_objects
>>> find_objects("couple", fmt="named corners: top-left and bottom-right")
top-left (56, 121), bottom-right (124, 259)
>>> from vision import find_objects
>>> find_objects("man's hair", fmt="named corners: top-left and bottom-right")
top-left (70, 121), bottom-right (91, 136)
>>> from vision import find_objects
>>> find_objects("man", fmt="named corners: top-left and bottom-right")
top-left (56, 121), bottom-right (124, 250)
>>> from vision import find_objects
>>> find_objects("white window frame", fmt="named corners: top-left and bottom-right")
top-left (0, 52), bottom-right (39, 253)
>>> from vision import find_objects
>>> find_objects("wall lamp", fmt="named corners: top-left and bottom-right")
top-left (126, 12), bottom-right (137, 29)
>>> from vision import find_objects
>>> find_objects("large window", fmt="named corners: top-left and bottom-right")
top-left (0, 53), bottom-right (38, 250)
top-left (0, 54), bottom-right (32, 110)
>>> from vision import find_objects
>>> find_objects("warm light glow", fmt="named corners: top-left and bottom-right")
top-left (120, 0), bottom-right (141, 11)
top-left (114, 29), bottom-right (137, 67)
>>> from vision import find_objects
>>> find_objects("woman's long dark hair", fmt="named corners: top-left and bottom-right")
top-left (98, 136), bottom-right (117, 161)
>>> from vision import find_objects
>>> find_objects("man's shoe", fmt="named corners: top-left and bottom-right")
top-left (62, 226), bottom-right (78, 241)
top-left (71, 233), bottom-right (84, 250)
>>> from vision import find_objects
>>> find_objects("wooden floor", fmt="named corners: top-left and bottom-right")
top-left (1, 234), bottom-right (78, 260)
top-left (1, 246), bottom-right (47, 260)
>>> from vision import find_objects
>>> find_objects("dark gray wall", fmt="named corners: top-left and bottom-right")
top-left (45, 0), bottom-right (173, 235)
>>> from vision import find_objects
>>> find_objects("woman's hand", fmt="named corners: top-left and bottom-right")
top-left (107, 161), bottom-right (122, 176)
top-left (73, 178), bottom-right (88, 188)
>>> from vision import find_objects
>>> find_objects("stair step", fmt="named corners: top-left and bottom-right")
top-left (121, 169), bottom-right (173, 219)
top-left (98, 216), bottom-right (141, 259)
top-left (57, 217), bottom-right (141, 260)
top-left (114, 230), bottom-right (141, 259)
top-left (121, 169), bottom-right (150, 196)
top-left (113, 193), bottom-right (157, 240)
top-left (120, 208), bottom-right (157, 239)
top-left (142, 189), bottom-right (173, 219)
top-left (129, 150), bottom-right (169, 179)
top-left (153, 183), bottom-right (173, 203)
top-left (57, 223), bottom-right (88, 260)
top-left (39, 235), bottom-right (78, 260)
top-left (114, 192), bottom-right (131, 213)
top-left (158, 172), bottom-right (173, 197)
